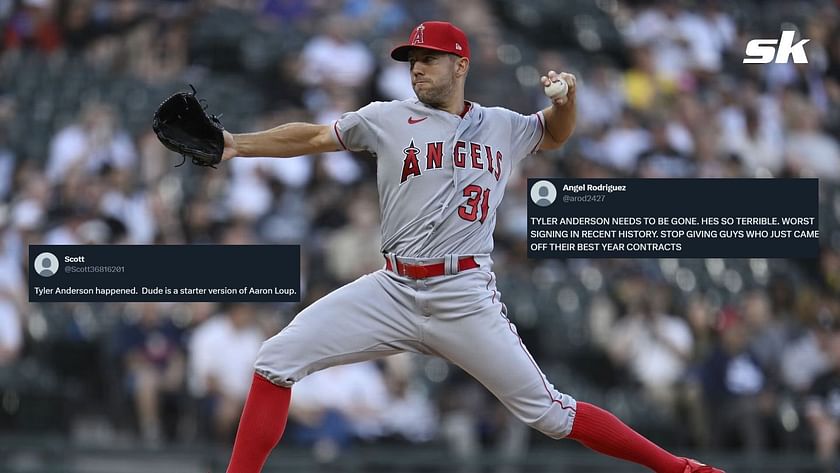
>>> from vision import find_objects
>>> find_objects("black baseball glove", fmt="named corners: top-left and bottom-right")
top-left (152, 85), bottom-right (225, 168)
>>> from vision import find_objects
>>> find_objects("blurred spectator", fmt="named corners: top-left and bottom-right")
top-left (695, 128), bottom-right (740, 178)
top-left (129, 19), bottom-right (189, 83)
top-left (635, 120), bottom-right (693, 177)
top-left (60, 0), bottom-right (102, 52)
top-left (822, 248), bottom-right (840, 294)
top-left (695, 307), bottom-right (774, 452)
top-left (259, 0), bottom-right (314, 25)
top-left (298, 15), bottom-right (374, 90)
top-left (42, 208), bottom-right (90, 245)
top-left (622, 46), bottom-right (677, 111)
top-left (98, 168), bottom-right (155, 244)
top-left (685, 292), bottom-right (717, 362)
top-left (3, 0), bottom-right (62, 54)
top-left (827, 26), bottom-right (840, 124)
top-left (46, 102), bottom-right (138, 184)
top-left (741, 290), bottom-right (789, 381)
top-left (784, 98), bottom-right (840, 179)
top-left (0, 221), bottom-right (26, 314)
top-left (594, 107), bottom-right (651, 173)
top-left (227, 169), bottom-right (275, 222)
top-left (607, 281), bottom-right (693, 416)
top-left (323, 189), bottom-right (382, 283)
top-left (0, 0), bottom-right (14, 21)
top-left (439, 370), bottom-right (528, 473)
top-left (343, 0), bottom-right (408, 35)
top-left (288, 361), bottom-right (391, 461)
top-left (465, 29), bottom-right (525, 110)
top-left (693, 1), bottom-right (736, 74)
top-left (623, 2), bottom-right (694, 81)
top-left (724, 106), bottom-right (784, 176)
top-left (575, 62), bottom-right (624, 133)
top-left (117, 303), bottom-right (185, 445)
top-left (806, 322), bottom-right (840, 472)
top-left (0, 135), bottom-right (14, 202)
top-left (188, 303), bottom-right (265, 442)
top-left (377, 48), bottom-right (415, 100)
top-left (219, 218), bottom-right (259, 246)
top-left (780, 322), bottom-right (830, 394)
top-left (781, 292), bottom-right (833, 393)
top-left (378, 354), bottom-right (437, 442)
top-left (0, 299), bottom-right (22, 366)
top-left (311, 89), bottom-right (365, 184)
top-left (683, 292), bottom-right (718, 446)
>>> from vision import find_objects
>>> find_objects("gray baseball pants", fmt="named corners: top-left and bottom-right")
top-left (254, 257), bottom-right (577, 439)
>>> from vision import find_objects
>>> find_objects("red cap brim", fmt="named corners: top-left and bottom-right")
top-left (390, 44), bottom-right (466, 62)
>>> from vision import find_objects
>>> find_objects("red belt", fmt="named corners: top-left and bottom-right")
top-left (384, 256), bottom-right (479, 279)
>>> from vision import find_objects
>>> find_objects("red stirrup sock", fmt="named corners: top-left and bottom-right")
top-left (226, 373), bottom-right (292, 473)
top-left (567, 402), bottom-right (685, 473)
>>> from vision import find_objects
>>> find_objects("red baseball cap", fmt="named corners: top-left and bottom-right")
top-left (391, 21), bottom-right (470, 62)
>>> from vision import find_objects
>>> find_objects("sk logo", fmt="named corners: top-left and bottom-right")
top-left (744, 30), bottom-right (810, 64)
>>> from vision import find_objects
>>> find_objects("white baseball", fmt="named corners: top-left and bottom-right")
top-left (544, 79), bottom-right (568, 99)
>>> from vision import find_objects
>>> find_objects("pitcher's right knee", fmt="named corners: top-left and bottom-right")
top-left (251, 271), bottom-right (418, 387)
top-left (253, 328), bottom-right (311, 387)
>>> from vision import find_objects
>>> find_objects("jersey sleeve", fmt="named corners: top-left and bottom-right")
top-left (333, 102), bottom-right (385, 153)
top-left (508, 109), bottom-right (545, 162)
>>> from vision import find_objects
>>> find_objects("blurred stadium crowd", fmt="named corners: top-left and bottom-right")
top-left (1, 0), bottom-right (840, 470)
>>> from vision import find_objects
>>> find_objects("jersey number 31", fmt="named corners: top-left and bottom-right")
top-left (458, 185), bottom-right (491, 224)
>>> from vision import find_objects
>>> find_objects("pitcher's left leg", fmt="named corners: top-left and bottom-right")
top-left (421, 280), bottom-right (576, 439)
top-left (422, 270), bottom-right (723, 473)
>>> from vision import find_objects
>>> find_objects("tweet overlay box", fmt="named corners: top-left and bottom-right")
top-left (29, 245), bottom-right (300, 302)
top-left (527, 179), bottom-right (819, 258)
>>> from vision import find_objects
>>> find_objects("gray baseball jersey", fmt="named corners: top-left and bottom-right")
top-left (333, 99), bottom-right (544, 257)
top-left (255, 98), bottom-right (578, 440)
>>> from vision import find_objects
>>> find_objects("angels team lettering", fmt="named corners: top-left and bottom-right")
top-left (401, 140), bottom-right (503, 183)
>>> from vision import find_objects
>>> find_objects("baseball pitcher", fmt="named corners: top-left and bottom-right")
top-left (215, 21), bottom-right (724, 473)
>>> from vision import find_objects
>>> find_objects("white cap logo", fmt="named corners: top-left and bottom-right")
top-left (412, 24), bottom-right (425, 45)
